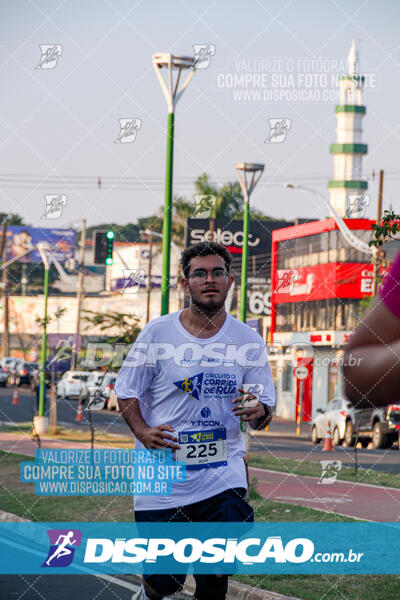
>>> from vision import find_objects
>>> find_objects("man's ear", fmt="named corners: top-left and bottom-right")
top-left (181, 277), bottom-right (190, 294)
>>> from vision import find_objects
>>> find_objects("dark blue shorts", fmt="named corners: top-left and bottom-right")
top-left (135, 486), bottom-right (254, 524)
top-left (135, 487), bottom-right (254, 599)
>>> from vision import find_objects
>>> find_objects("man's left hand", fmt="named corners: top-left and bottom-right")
top-left (232, 387), bottom-right (273, 429)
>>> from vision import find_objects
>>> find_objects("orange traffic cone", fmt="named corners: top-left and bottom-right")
top-left (322, 421), bottom-right (334, 451)
top-left (12, 389), bottom-right (19, 405)
top-left (75, 402), bottom-right (83, 422)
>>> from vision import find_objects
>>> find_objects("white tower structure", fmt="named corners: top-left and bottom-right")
top-left (328, 40), bottom-right (368, 217)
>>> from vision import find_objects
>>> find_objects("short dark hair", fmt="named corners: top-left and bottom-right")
top-left (181, 242), bottom-right (232, 279)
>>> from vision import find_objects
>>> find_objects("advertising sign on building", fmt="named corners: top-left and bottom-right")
top-left (274, 263), bottom-right (378, 303)
top-left (185, 218), bottom-right (291, 317)
top-left (5, 226), bottom-right (76, 264)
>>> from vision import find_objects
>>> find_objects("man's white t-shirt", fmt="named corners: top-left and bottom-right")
top-left (115, 310), bottom-right (275, 511)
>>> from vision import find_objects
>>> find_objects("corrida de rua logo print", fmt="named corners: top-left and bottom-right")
top-left (173, 373), bottom-right (237, 400)
top-left (42, 529), bottom-right (82, 567)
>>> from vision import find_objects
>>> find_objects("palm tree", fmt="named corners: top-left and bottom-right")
top-left (194, 173), bottom-right (243, 218)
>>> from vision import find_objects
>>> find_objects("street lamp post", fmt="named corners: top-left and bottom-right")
top-left (153, 53), bottom-right (195, 315)
top-left (36, 243), bottom-right (51, 434)
top-left (235, 163), bottom-right (265, 323)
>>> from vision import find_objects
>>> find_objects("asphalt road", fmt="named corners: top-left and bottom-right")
top-left (0, 386), bottom-right (132, 437)
top-left (250, 435), bottom-right (400, 474)
top-left (1, 386), bottom-right (400, 474)
top-left (0, 574), bottom-right (138, 600)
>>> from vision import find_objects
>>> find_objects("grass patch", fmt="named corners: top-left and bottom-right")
top-left (249, 452), bottom-right (400, 489)
top-left (234, 574), bottom-right (400, 600)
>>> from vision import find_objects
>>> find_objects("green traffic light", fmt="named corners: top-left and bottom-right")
top-left (106, 257), bottom-right (113, 265)
top-left (106, 230), bottom-right (115, 239)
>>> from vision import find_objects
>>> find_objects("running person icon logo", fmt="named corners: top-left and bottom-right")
top-left (173, 373), bottom-right (204, 400)
top-left (42, 529), bottom-right (82, 567)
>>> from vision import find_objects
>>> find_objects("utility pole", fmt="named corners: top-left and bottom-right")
top-left (373, 170), bottom-right (384, 295)
top-left (145, 233), bottom-right (153, 324)
top-left (71, 219), bottom-right (86, 369)
top-left (0, 223), bottom-right (9, 358)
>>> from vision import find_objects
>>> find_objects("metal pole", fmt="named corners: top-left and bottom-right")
top-left (38, 265), bottom-right (49, 417)
top-left (373, 170), bottom-right (384, 295)
top-left (161, 112), bottom-right (174, 316)
top-left (71, 218), bottom-right (86, 369)
top-left (296, 380), bottom-right (304, 436)
top-left (240, 190), bottom-right (250, 323)
top-left (1, 250), bottom-right (9, 358)
top-left (146, 233), bottom-right (153, 323)
top-left (49, 365), bottom-right (58, 434)
top-left (0, 222), bottom-right (9, 358)
top-left (21, 263), bottom-right (27, 296)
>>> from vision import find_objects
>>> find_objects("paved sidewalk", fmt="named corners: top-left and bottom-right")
top-left (250, 466), bottom-right (400, 522)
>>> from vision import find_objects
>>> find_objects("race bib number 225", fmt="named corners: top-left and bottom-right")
top-left (175, 428), bottom-right (227, 470)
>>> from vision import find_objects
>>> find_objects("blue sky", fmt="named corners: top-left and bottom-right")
top-left (1, 0), bottom-right (399, 229)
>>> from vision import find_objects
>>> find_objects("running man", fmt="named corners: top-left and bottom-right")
top-left (45, 531), bottom-right (77, 566)
top-left (115, 241), bottom-right (275, 600)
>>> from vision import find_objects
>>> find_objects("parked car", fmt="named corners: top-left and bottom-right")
top-left (0, 357), bottom-right (17, 371)
top-left (0, 369), bottom-right (7, 387)
top-left (311, 398), bottom-right (356, 446)
top-left (8, 360), bottom-right (39, 386)
top-left (4, 358), bottom-right (19, 384)
top-left (85, 373), bottom-right (117, 408)
top-left (345, 404), bottom-right (400, 449)
top-left (56, 371), bottom-right (91, 399)
top-left (79, 371), bottom-right (104, 404)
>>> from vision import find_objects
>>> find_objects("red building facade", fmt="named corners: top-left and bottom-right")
top-left (270, 218), bottom-right (377, 421)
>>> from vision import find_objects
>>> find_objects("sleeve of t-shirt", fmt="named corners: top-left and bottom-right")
top-left (379, 249), bottom-right (400, 320)
top-left (242, 334), bottom-right (276, 408)
top-left (114, 324), bottom-right (156, 400)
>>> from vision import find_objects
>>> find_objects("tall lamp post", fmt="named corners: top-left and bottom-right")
top-left (36, 243), bottom-right (51, 434)
top-left (235, 163), bottom-right (265, 323)
top-left (153, 53), bottom-right (195, 315)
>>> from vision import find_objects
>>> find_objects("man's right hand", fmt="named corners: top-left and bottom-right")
top-left (137, 424), bottom-right (181, 450)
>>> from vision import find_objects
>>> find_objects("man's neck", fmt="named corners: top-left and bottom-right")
top-left (179, 305), bottom-right (226, 339)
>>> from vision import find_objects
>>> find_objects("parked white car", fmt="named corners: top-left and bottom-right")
top-left (57, 371), bottom-right (91, 399)
top-left (79, 371), bottom-right (104, 403)
top-left (84, 372), bottom-right (118, 408)
top-left (311, 397), bottom-right (356, 446)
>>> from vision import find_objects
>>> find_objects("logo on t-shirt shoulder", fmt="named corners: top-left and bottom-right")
top-left (173, 373), bottom-right (204, 400)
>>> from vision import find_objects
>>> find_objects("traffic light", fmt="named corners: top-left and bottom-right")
top-left (93, 230), bottom-right (114, 265)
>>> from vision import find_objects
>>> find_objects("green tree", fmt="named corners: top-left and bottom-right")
top-left (82, 309), bottom-right (141, 345)
top-left (358, 208), bottom-right (400, 318)
top-left (0, 213), bottom-right (25, 225)
top-left (369, 208), bottom-right (400, 247)
top-left (194, 172), bottom-right (276, 222)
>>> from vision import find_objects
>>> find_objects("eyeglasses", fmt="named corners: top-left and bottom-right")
top-left (188, 268), bottom-right (229, 282)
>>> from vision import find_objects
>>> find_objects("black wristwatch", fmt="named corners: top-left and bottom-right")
top-left (262, 403), bottom-right (271, 416)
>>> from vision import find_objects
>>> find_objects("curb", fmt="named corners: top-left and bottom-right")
top-left (251, 432), bottom-right (310, 440)
top-left (0, 510), bottom-right (301, 600)
top-left (0, 509), bottom-right (30, 522)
